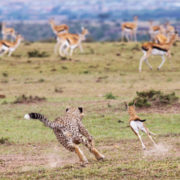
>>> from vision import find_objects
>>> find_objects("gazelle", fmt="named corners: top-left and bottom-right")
top-left (127, 104), bottom-right (157, 150)
top-left (1, 22), bottom-right (16, 41)
top-left (49, 19), bottom-right (69, 54)
top-left (139, 33), bottom-right (178, 72)
top-left (0, 35), bottom-right (23, 57)
top-left (49, 18), bottom-right (69, 35)
top-left (166, 22), bottom-right (175, 37)
top-left (121, 16), bottom-right (138, 42)
top-left (154, 33), bottom-right (168, 44)
top-left (149, 21), bottom-right (166, 41)
top-left (59, 27), bottom-right (89, 56)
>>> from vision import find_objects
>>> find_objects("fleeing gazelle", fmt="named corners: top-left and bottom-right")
top-left (58, 27), bottom-right (89, 56)
top-left (49, 18), bottom-right (69, 35)
top-left (127, 104), bottom-right (157, 150)
top-left (1, 22), bottom-right (16, 41)
top-left (139, 32), bottom-right (178, 72)
top-left (121, 16), bottom-right (138, 42)
top-left (0, 35), bottom-right (23, 57)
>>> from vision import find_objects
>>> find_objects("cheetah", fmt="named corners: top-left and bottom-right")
top-left (24, 107), bottom-right (105, 165)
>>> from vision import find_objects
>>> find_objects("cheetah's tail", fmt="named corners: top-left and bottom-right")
top-left (24, 113), bottom-right (63, 129)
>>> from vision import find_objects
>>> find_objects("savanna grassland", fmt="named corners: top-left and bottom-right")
top-left (0, 41), bottom-right (180, 179)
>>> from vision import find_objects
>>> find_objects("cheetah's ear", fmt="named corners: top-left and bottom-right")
top-left (78, 107), bottom-right (83, 113)
top-left (66, 108), bottom-right (69, 112)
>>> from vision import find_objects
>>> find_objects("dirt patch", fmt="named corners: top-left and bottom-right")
top-left (0, 94), bottom-right (6, 98)
top-left (0, 136), bottom-right (179, 176)
top-left (136, 102), bottom-right (180, 114)
top-left (13, 94), bottom-right (46, 104)
top-left (0, 143), bottom-right (77, 174)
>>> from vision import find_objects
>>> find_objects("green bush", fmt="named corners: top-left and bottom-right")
top-left (129, 90), bottom-right (178, 108)
top-left (105, 92), bottom-right (117, 100)
top-left (27, 50), bottom-right (49, 58)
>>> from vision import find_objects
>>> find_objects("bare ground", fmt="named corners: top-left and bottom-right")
top-left (1, 136), bottom-right (179, 177)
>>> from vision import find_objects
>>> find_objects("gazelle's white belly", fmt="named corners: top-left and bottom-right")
top-left (152, 48), bottom-right (166, 56)
top-left (124, 28), bottom-right (133, 33)
top-left (130, 121), bottom-right (147, 133)
top-left (2, 45), bottom-right (9, 51)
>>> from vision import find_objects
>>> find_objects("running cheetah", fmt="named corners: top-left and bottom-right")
top-left (24, 107), bottom-right (105, 165)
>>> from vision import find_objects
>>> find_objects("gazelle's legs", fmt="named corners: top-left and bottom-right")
top-left (64, 46), bottom-right (69, 56)
top-left (134, 31), bottom-right (137, 42)
top-left (147, 134), bottom-right (157, 146)
top-left (145, 59), bottom-right (152, 70)
top-left (70, 47), bottom-right (75, 56)
top-left (121, 30), bottom-right (124, 41)
top-left (137, 133), bottom-right (146, 150)
top-left (130, 122), bottom-right (146, 150)
top-left (79, 43), bottom-right (83, 53)
top-left (54, 41), bottom-right (60, 54)
top-left (158, 55), bottom-right (166, 70)
top-left (148, 130), bottom-right (156, 136)
top-left (139, 54), bottom-right (146, 72)
top-left (130, 32), bottom-right (133, 41)
top-left (167, 50), bottom-right (171, 59)
top-left (125, 32), bottom-right (129, 42)
top-left (8, 49), bottom-right (14, 56)
top-left (0, 49), bottom-right (8, 57)
top-left (59, 43), bottom-right (65, 56)
top-left (141, 126), bottom-right (157, 146)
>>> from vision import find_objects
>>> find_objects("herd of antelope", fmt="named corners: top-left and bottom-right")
top-left (0, 17), bottom-right (179, 72)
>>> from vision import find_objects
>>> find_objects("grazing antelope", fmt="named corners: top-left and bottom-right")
top-left (49, 18), bottom-right (69, 35)
top-left (121, 16), bottom-right (138, 42)
top-left (154, 33), bottom-right (168, 44)
top-left (59, 27), bottom-right (89, 57)
top-left (1, 22), bottom-right (16, 41)
top-left (49, 19), bottom-right (69, 54)
top-left (166, 22), bottom-right (175, 37)
top-left (127, 104), bottom-right (156, 150)
top-left (139, 33), bottom-right (178, 72)
top-left (149, 21), bottom-right (166, 41)
top-left (0, 35), bottom-right (23, 57)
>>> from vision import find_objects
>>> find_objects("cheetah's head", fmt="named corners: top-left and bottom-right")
top-left (65, 107), bottom-right (84, 119)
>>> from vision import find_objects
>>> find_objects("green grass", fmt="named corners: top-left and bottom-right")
top-left (0, 41), bottom-right (180, 179)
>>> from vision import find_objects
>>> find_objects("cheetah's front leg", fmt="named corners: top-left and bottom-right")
top-left (91, 147), bottom-right (105, 161)
top-left (79, 136), bottom-right (105, 161)
top-left (74, 145), bottom-right (89, 165)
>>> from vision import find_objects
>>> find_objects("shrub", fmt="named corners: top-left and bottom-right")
top-left (129, 90), bottom-right (178, 108)
top-left (105, 92), bottom-right (117, 100)
top-left (27, 50), bottom-right (49, 58)
top-left (13, 94), bottom-right (46, 104)
top-left (0, 137), bottom-right (11, 144)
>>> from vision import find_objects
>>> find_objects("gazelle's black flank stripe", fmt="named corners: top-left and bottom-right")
top-left (28, 113), bottom-right (64, 129)
top-left (66, 38), bottom-right (71, 45)
top-left (124, 25), bottom-right (133, 30)
top-left (2, 42), bottom-right (10, 48)
top-left (152, 46), bottom-right (168, 52)
top-left (142, 46), bottom-right (148, 51)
